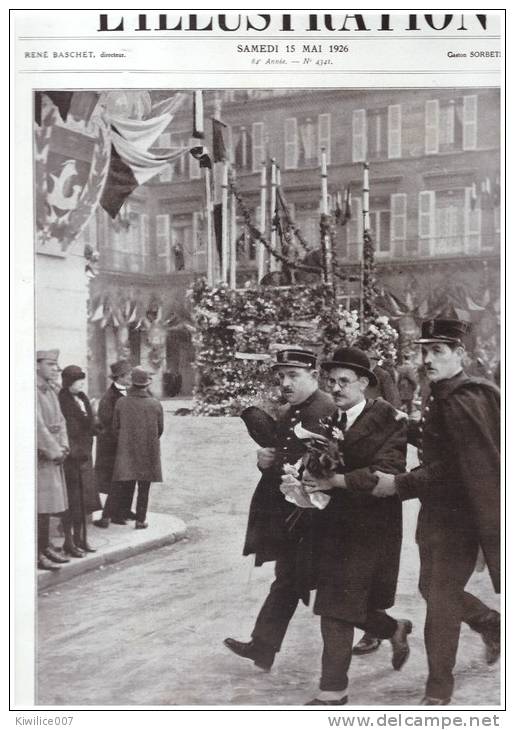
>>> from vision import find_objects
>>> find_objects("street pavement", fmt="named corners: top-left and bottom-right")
top-left (37, 410), bottom-right (501, 707)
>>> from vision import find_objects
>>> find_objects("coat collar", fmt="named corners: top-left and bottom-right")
top-left (127, 386), bottom-right (150, 398)
top-left (430, 370), bottom-right (467, 400)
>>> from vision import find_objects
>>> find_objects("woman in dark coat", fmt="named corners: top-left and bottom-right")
top-left (59, 365), bottom-right (102, 554)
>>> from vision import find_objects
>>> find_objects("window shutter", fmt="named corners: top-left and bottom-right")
top-left (465, 187), bottom-right (481, 253)
top-left (252, 122), bottom-right (265, 173)
top-left (318, 113), bottom-right (331, 164)
top-left (425, 100), bottom-right (439, 154)
top-left (388, 105), bottom-right (402, 159)
top-left (463, 95), bottom-right (478, 150)
top-left (156, 214), bottom-right (171, 272)
top-left (391, 193), bottom-right (407, 241)
top-left (418, 191), bottom-right (435, 255)
top-left (284, 117), bottom-right (298, 169)
top-left (352, 109), bottom-right (367, 162)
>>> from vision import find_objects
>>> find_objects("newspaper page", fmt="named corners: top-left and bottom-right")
top-left (11, 8), bottom-right (505, 729)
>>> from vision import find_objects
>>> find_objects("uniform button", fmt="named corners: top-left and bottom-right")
top-left (424, 406), bottom-right (430, 412)
top-left (421, 417), bottom-right (426, 424)
top-left (286, 436), bottom-right (292, 441)
top-left (428, 396), bottom-right (434, 402)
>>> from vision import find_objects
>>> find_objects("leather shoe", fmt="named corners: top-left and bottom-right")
top-left (478, 611), bottom-right (500, 665)
top-left (44, 547), bottom-right (70, 564)
top-left (305, 696), bottom-right (348, 706)
top-left (125, 511), bottom-right (137, 520)
top-left (352, 633), bottom-right (382, 655)
top-left (420, 696), bottom-right (450, 705)
top-left (38, 554), bottom-right (61, 571)
top-left (111, 516), bottom-right (128, 525)
top-left (93, 518), bottom-right (110, 528)
top-left (63, 543), bottom-right (85, 558)
top-left (390, 619), bottom-right (412, 670)
top-left (135, 521), bottom-right (148, 529)
top-left (76, 542), bottom-right (97, 553)
top-left (223, 638), bottom-right (275, 671)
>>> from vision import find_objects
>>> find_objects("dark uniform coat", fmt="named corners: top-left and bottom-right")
top-left (58, 389), bottom-right (102, 519)
top-left (243, 389), bottom-right (335, 572)
top-left (112, 387), bottom-right (164, 482)
top-left (396, 371), bottom-right (500, 593)
top-left (94, 384), bottom-right (125, 494)
top-left (313, 398), bottom-right (407, 623)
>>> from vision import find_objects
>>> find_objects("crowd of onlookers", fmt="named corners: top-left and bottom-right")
top-left (36, 350), bottom-right (164, 572)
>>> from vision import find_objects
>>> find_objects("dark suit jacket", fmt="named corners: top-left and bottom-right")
top-left (366, 365), bottom-right (401, 408)
top-left (313, 398), bottom-right (407, 623)
top-left (94, 383), bottom-right (125, 493)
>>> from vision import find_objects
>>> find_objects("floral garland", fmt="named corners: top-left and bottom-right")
top-left (359, 315), bottom-right (399, 368)
top-left (362, 230), bottom-right (378, 319)
top-left (190, 280), bottom-right (397, 416)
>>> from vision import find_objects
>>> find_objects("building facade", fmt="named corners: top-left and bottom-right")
top-left (88, 87), bottom-right (501, 396)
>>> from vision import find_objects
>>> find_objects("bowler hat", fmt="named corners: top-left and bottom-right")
top-left (240, 406), bottom-right (278, 448)
top-left (414, 318), bottom-right (470, 345)
top-left (109, 359), bottom-right (131, 379)
top-left (321, 347), bottom-right (377, 387)
top-left (271, 348), bottom-right (317, 370)
top-left (61, 365), bottom-right (86, 388)
top-left (131, 367), bottom-right (152, 387)
top-left (36, 349), bottom-right (59, 362)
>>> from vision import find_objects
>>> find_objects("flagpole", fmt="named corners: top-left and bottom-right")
top-left (221, 161), bottom-right (229, 284)
top-left (204, 167), bottom-right (214, 286)
top-left (258, 161), bottom-right (267, 282)
top-left (229, 172), bottom-right (237, 289)
top-left (321, 147), bottom-right (334, 287)
top-left (360, 162), bottom-right (370, 329)
top-left (269, 158), bottom-right (279, 273)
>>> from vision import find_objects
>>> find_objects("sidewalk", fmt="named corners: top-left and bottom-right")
top-left (38, 511), bottom-right (187, 592)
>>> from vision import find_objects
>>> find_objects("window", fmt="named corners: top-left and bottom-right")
top-left (370, 208), bottom-right (391, 255)
top-left (252, 122), bottom-right (265, 173)
top-left (140, 213), bottom-right (150, 272)
top-left (298, 118), bottom-right (316, 167)
top-left (156, 214), bottom-right (171, 272)
top-left (284, 117), bottom-right (299, 169)
top-left (347, 196), bottom-right (363, 258)
top-left (232, 126), bottom-right (251, 170)
top-left (318, 113), bottom-right (331, 164)
top-left (352, 109), bottom-right (367, 162)
top-left (425, 100), bottom-right (439, 154)
top-left (434, 190), bottom-right (466, 255)
top-left (463, 95), bottom-right (478, 150)
top-left (388, 105), bottom-right (402, 159)
top-left (465, 187), bottom-right (482, 253)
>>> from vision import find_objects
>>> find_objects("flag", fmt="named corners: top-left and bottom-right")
top-left (212, 118), bottom-right (228, 263)
top-left (470, 182), bottom-right (478, 210)
top-left (36, 91), bottom-right (99, 126)
top-left (100, 105), bottom-right (189, 218)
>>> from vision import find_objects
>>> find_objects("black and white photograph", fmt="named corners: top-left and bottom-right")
top-left (11, 9), bottom-right (504, 721)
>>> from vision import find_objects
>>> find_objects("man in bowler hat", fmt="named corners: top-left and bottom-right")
top-left (111, 367), bottom-right (164, 528)
top-left (300, 347), bottom-right (411, 705)
top-left (373, 319), bottom-right (500, 705)
top-left (224, 348), bottom-right (335, 672)
top-left (94, 360), bottom-right (134, 527)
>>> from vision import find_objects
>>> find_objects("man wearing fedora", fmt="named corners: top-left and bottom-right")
top-left (224, 348), bottom-right (335, 672)
top-left (373, 319), bottom-right (500, 705)
top-left (94, 360), bottom-right (134, 528)
top-left (36, 349), bottom-right (70, 571)
top-left (300, 347), bottom-right (410, 705)
top-left (111, 367), bottom-right (164, 528)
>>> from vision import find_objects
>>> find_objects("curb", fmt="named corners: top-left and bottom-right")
top-left (38, 514), bottom-right (187, 592)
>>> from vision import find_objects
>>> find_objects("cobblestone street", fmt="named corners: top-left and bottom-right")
top-left (37, 410), bottom-right (501, 707)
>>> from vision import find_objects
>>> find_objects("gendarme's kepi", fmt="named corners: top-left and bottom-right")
top-left (414, 318), bottom-right (470, 345)
top-left (271, 348), bottom-right (317, 369)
